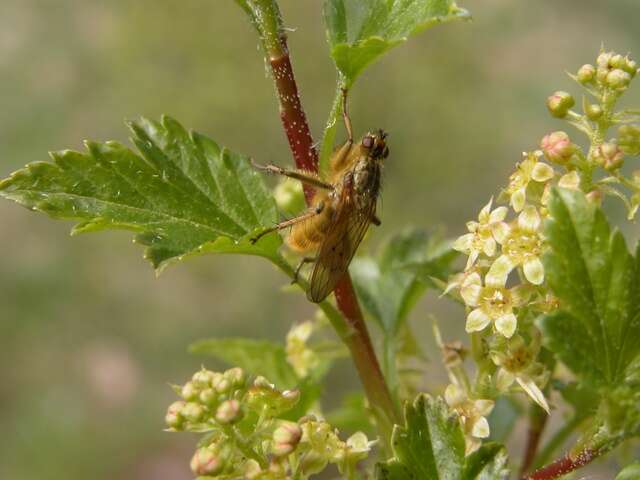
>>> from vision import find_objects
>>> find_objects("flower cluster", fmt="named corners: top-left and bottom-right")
top-left (166, 367), bottom-right (372, 479)
top-left (446, 49), bottom-right (639, 452)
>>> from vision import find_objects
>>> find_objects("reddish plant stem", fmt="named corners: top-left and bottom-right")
top-left (523, 448), bottom-right (599, 480)
top-left (245, 0), bottom-right (400, 439)
top-left (520, 405), bottom-right (549, 476)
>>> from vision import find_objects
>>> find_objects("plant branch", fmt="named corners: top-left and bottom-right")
top-left (532, 415), bottom-right (584, 469)
top-left (523, 447), bottom-right (601, 480)
top-left (519, 404), bottom-right (549, 476)
top-left (237, 0), bottom-right (400, 444)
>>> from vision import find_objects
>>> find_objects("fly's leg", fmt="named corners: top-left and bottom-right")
top-left (250, 201), bottom-right (325, 244)
top-left (291, 256), bottom-right (316, 285)
top-left (331, 88), bottom-right (355, 173)
top-left (250, 159), bottom-right (333, 190)
top-left (341, 87), bottom-right (354, 143)
top-left (371, 214), bottom-right (381, 226)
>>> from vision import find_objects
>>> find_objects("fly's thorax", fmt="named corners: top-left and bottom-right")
top-left (352, 157), bottom-right (382, 201)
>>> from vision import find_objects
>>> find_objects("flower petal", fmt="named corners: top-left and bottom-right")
top-left (516, 376), bottom-right (550, 413)
top-left (531, 162), bottom-right (554, 182)
top-left (495, 313), bottom-right (517, 338)
top-left (518, 205), bottom-right (541, 232)
top-left (474, 399), bottom-right (495, 417)
top-left (465, 250), bottom-right (479, 270)
top-left (524, 257), bottom-right (545, 285)
top-left (445, 383), bottom-right (465, 407)
top-left (478, 198), bottom-right (493, 222)
top-left (486, 255), bottom-right (516, 287)
top-left (511, 187), bottom-right (526, 212)
top-left (471, 416), bottom-right (490, 439)
top-left (466, 309), bottom-right (491, 333)
top-left (461, 283), bottom-right (482, 307)
top-left (453, 233), bottom-right (474, 253)
top-left (482, 237), bottom-right (497, 257)
top-left (489, 206), bottom-right (508, 223)
top-left (496, 368), bottom-right (515, 391)
top-left (491, 222), bottom-right (510, 244)
top-left (558, 171), bottom-right (580, 190)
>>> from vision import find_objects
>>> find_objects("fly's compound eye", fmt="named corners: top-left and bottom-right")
top-left (362, 135), bottom-right (374, 149)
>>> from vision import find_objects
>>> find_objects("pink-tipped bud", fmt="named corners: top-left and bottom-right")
top-left (223, 367), bottom-right (245, 388)
top-left (190, 448), bottom-right (222, 476)
top-left (586, 189), bottom-right (603, 206)
top-left (165, 400), bottom-right (186, 430)
top-left (546, 91), bottom-right (575, 118)
top-left (541, 131), bottom-right (575, 164)
top-left (577, 64), bottom-right (596, 84)
top-left (215, 399), bottom-right (242, 424)
top-left (192, 369), bottom-right (214, 387)
top-left (606, 69), bottom-right (632, 89)
top-left (272, 422), bottom-right (302, 457)
top-left (594, 143), bottom-right (624, 171)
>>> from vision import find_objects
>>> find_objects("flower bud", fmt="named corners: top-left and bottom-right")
top-left (274, 177), bottom-right (305, 216)
top-left (272, 422), bottom-right (302, 456)
top-left (215, 399), bottom-right (242, 424)
top-left (623, 59), bottom-right (637, 77)
top-left (546, 91), bottom-right (574, 118)
top-left (299, 450), bottom-right (329, 476)
top-left (244, 460), bottom-right (262, 480)
top-left (182, 402), bottom-right (206, 423)
top-left (181, 381), bottom-right (199, 401)
top-left (584, 103), bottom-right (603, 120)
top-left (596, 66), bottom-right (609, 84)
top-left (199, 388), bottom-right (217, 407)
top-left (215, 378), bottom-right (231, 394)
top-left (610, 54), bottom-right (625, 69)
top-left (586, 189), bottom-right (603, 206)
top-left (165, 400), bottom-right (186, 430)
top-left (597, 51), bottom-right (612, 68)
top-left (606, 69), bottom-right (632, 89)
top-left (594, 142), bottom-right (624, 170)
top-left (190, 448), bottom-right (222, 476)
top-left (576, 64), bottom-right (596, 84)
top-left (223, 367), bottom-right (245, 388)
top-left (192, 368), bottom-right (214, 387)
top-left (540, 131), bottom-right (575, 164)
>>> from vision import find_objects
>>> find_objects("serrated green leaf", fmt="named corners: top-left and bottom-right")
top-left (538, 188), bottom-right (640, 387)
top-left (351, 230), bottom-right (457, 335)
top-left (376, 394), bottom-right (465, 480)
top-left (616, 462), bottom-right (640, 480)
top-left (324, 0), bottom-right (470, 85)
top-left (189, 337), bottom-right (298, 389)
top-left (0, 116), bottom-right (281, 271)
top-left (462, 443), bottom-right (509, 480)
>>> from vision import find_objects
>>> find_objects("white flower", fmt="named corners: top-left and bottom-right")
top-left (286, 321), bottom-right (318, 378)
top-left (453, 198), bottom-right (509, 270)
top-left (461, 272), bottom-right (528, 338)
top-left (487, 205), bottom-right (545, 286)
top-left (445, 383), bottom-right (495, 455)
top-left (506, 151), bottom-right (555, 212)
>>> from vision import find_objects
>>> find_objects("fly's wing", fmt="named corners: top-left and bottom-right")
top-left (307, 195), bottom-right (376, 303)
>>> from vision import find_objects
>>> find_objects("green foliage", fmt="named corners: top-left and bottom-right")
top-left (0, 116), bottom-right (281, 271)
top-left (351, 230), bottom-right (457, 336)
top-left (376, 395), bottom-right (508, 480)
top-left (190, 338), bottom-right (298, 389)
top-left (324, 0), bottom-right (470, 85)
top-left (616, 462), bottom-right (640, 480)
top-left (539, 188), bottom-right (640, 388)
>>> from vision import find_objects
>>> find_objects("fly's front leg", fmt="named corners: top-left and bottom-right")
top-left (330, 88), bottom-right (355, 174)
top-left (250, 201), bottom-right (325, 244)
top-left (250, 159), bottom-right (333, 191)
top-left (341, 87), bottom-right (354, 143)
top-left (292, 257), bottom-right (316, 285)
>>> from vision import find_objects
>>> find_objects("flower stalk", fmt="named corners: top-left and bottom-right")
top-left (236, 0), bottom-right (400, 444)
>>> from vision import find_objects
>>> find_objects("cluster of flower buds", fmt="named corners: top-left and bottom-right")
top-left (166, 367), bottom-right (372, 479)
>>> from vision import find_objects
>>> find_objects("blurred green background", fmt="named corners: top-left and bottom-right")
top-left (1, 1), bottom-right (639, 479)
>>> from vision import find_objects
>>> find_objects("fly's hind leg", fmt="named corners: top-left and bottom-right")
top-left (250, 201), bottom-right (325, 244)
top-left (371, 214), bottom-right (381, 226)
top-left (250, 159), bottom-right (333, 191)
top-left (292, 256), bottom-right (316, 285)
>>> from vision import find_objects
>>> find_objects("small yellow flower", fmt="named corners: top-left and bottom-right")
top-left (487, 205), bottom-right (545, 286)
top-left (286, 321), bottom-right (319, 378)
top-left (453, 198), bottom-right (509, 270)
top-left (558, 171), bottom-right (580, 190)
top-left (491, 336), bottom-right (550, 413)
top-left (460, 272), bottom-right (528, 338)
top-left (506, 152), bottom-right (555, 212)
top-left (445, 383), bottom-right (494, 455)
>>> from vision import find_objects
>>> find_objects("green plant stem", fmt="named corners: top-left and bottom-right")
top-left (239, 0), bottom-right (400, 443)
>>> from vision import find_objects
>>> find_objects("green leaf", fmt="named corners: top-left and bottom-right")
top-left (0, 116), bottom-right (281, 271)
top-left (351, 230), bottom-right (457, 335)
top-left (616, 462), bottom-right (640, 480)
top-left (461, 443), bottom-right (509, 480)
top-left (189, 338), bottom-right (298, 389)
top-left (324, 0), bottom-right (470, 85)
top-left (376, 394), bottom-right (508, 480)
top-left (538, 188), bottom-right (640, 387)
